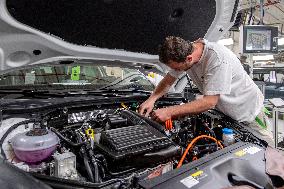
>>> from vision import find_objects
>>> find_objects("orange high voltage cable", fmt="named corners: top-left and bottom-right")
top-left (165, 120), bottom-right (168, 130)
top-left (177, 135), bottom-right (223, 168)
top-left (165, 119), bottom-right (173, 130)
top-left (169, 119), bottom-right (173, 130)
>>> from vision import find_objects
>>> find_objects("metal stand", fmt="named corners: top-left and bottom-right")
top-left (272, 107), bottom-right (284, 148)
top-left (269, 98), bottom-right (284, 149)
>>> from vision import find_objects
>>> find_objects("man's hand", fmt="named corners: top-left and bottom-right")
top-left (151, 108), bottom-right (172, 122)
top-left (139, 73), bottom-right (176, 117)
top-left (139, 99), bottom-right (155, 117)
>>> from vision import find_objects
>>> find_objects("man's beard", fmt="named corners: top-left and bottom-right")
top-left (183, 61), bottom-right (196, 71)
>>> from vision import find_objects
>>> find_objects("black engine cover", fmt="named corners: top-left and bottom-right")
top-left (99, 124), bottom-right (174, 160)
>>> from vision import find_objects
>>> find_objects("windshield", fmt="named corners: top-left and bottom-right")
top-left (0, 64), bottom-right (154, 91)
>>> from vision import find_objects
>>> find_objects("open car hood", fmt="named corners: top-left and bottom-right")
top-left (0, 0), bottom-right (240, 72)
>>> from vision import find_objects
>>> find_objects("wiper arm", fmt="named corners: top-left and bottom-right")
top-left (96, 88), bottom-right (151, 95)
top-left (98, 73), bottom-right (142, 90)
top-left (66, 90), bottom-right (119, 97)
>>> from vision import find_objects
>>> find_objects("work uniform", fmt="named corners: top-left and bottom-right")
top-left (169, 39), bottom-right (274, 146)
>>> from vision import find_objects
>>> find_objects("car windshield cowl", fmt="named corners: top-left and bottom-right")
top-left (0, 85), bottom-right (152, 99)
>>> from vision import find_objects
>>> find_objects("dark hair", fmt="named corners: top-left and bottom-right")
top-left (158, 36), bottom-right (193, 64)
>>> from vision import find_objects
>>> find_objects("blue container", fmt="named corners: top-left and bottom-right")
top-left (222, 128), bottom-right (235, 146)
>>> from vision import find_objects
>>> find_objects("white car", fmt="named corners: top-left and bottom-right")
top-left (0, 1), bottom-right (281, 189)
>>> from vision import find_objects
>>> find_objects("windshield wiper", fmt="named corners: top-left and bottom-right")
top-left (66, 88), bottom-right (151, 96)
top-left (95, 88), bottom-right (151, 95)
top-left (98, 73), bottom-right (142, 90)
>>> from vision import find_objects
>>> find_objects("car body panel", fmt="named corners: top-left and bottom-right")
top-left (0, 0), bottom-right (240, 72)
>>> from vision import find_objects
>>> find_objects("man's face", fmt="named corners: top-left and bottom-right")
top-left (167, 56), bottom-right (195, 71)
top-left (164, 42), bottom-right (203, 71)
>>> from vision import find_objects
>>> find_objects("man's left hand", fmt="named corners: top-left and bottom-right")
top-left (151, 108), bottom-right (172, 122)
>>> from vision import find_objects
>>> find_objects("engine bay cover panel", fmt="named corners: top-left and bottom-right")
top-left (139, 142), bottom-right (271, 189)
top-left (6, 0), bottom-right (216, 54)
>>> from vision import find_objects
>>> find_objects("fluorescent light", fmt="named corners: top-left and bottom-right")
top-left (217, 38), bottom-right (234, 46)
top-left (254, 61), bottom-right (274, 64)
top-left (252, 55), bottom-right (274, 61)
top-left (278, 38), bottom-right (284, 45)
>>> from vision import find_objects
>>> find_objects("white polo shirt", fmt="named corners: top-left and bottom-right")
top-left (169, 39), bottom-right (264, 122)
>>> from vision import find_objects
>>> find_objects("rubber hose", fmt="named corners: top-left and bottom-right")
top-left (50, 127), bottom-right (86, 147)
top-left (83, 155), bottom-right (94, 182)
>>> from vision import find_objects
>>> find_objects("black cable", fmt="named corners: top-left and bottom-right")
top-left (50, 127), bottom-right (86, 147)
top-left (174, 74), bottom-right (187, 89)
top-left (61, 123), bottom-right (83, 132)
top-left (96, 161), bottom-right (106, 179)
top-left (76, 132), bottom-right (95, 183)
top-left (0, 119), bottom-right (39, 160)
top-left (94, 154), bottom-right (136, 176)
top-left (186, 74), bottom-right (196, 98)
top-left (98, 73), bottom-right (142, 90)
top-left (83, 155), bottom-right (94, 183)
top-left (90, 157), bottom-right (100, 183)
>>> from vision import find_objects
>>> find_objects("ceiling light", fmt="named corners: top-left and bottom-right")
top-left (252, 55), bottom-right (274, 61)
top-left (217, 38), bottom-right (234, 46)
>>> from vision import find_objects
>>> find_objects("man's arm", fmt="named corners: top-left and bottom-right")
top-left (151, 95), bottom-right (219, 122)
top-left (139, 73), bottom-right (177, 116)
top-left (170, 95), bottom-right (219, 117)
top-left (149, 73), bottom-right (177, 101)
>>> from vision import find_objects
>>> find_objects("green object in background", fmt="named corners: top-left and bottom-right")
top-left (71, 66), bottom-right (80, 81)
top-left (255, 116), bottom-right (267, 129)
top-left (254, 107), bottom-right (272, 129)
top-left (263, 107), bottom-right (270, 116)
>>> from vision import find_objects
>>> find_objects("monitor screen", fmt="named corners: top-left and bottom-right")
top-left (240, 25), bottom-right (278, 54)
top-left (246, 29), bottom-right (271, 51)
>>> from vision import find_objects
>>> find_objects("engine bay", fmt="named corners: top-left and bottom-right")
top-left (0, 98), bottom-right (266, 188)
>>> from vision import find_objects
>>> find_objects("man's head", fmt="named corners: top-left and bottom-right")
top-left (158, 36), bottom-right (202, 71)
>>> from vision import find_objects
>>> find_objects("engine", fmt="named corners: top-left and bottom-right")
top-left (1, 102), bottom-right (263, 188)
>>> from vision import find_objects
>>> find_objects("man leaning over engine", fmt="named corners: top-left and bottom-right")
top-left (139, 36), bottom-right (274, 146)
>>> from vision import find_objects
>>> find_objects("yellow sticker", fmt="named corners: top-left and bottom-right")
top-left (235, 150), bottom-right (246, 157)
top-left (71, 66), bottom-right (80, 81)
top-left (191, 170), bottom-right (203, 178)
top-left (85, 128), bottom-right (95, 140)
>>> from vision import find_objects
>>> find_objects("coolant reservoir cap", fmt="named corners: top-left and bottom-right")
top-left (11, 129), bottom-right (59, 151)
top-left (222, 128), bottom-right (233, 134)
